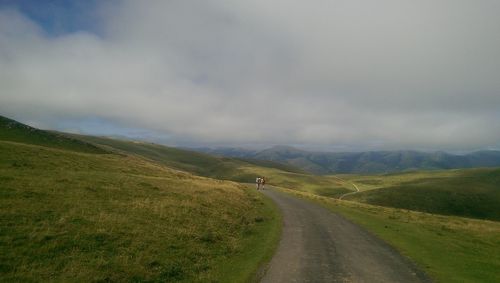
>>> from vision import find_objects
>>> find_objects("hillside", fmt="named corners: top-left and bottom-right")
top-left (343, 168), bottom-right (500, 221)
top-left (0, 115), bottom-right (350, 197)
top-left (0, 116), bottom-right (106, 154)
top-left (0, 118), bottom-right (281, 282)
top-left (64, 135), bottom-right (350, 198)
top-left (196, 146), bottom-right (500, 174)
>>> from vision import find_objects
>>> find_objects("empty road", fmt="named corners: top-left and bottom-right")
top-left (261, 188), bottom-right (431, 283)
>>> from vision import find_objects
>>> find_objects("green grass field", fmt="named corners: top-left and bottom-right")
top-left (281, 188), bottom-right (500, 283)
top-left (67, 134), bottom-right (351, 198)
top-left (0, 140), bottom-right (280, 282)
top-left (342, 168), bottom-right (500, 221)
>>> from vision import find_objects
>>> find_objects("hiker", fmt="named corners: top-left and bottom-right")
top-left (256, 177), bottom-right (261, 190)
top-left (261, 177), bottom-right (266, 190)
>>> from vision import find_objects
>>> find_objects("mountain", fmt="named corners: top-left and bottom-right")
top-left (193, 146), bottom-right (500, 174)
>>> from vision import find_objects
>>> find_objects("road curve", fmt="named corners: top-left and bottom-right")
top-left (261, 188), bottom-right (431, 283)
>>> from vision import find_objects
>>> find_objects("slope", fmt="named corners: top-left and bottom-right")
top-left (67, 135), bottom-right (351, 197)
top-left (0, 115), bottom-right (106, 154)
top-left (0, 120), bottom-right (281, 282)
top-left (344, 168), bottom-right (500, 221)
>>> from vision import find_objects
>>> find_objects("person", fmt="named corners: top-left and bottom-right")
top-left (261, 177), bottom-right (266, 190)
top-left (256, 177), bottom-right (261, 190)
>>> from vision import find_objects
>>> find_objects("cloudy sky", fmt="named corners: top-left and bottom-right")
top-left (1, 0), bottom-right (499, 151)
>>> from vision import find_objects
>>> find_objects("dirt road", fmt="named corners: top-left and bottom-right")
top-left (261, 189), bottom-right (431, 283)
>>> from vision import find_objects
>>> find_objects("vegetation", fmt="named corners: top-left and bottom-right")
top-left (67, 135), bottom-right (299, 181)
top-left (0, 116), bottom-right (106, 154)
top-left (197, 145), bottom-right (500, 174)
top-left (343, 168), bottom-right (500, 221)
top-left (0, 139), bottom-right (280, 282)
top-left (2, 115), bottom-right (499, 282)
top-left (281, 188), bottom-right (500, 283)
top-left (64, 134), bottom-right (350, 198)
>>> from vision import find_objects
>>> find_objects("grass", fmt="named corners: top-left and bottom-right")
top-left (0, 141), bottom-right (280, 282)
top-left (3, 115), bottom-right (499, 282)
top-left (335, 170), bottom-right (463, 191)
top-left (215, 185), bottom-right (282, 282)
top-left (67, 135), bottom-right (304, 180)
top-left (235, 166), bottom-right (352, 198)
top-left (280, 188), bottom-right (500, 283)
top-left (67, 134), bottom-right (352, 198)
top-left (0, 116), bottom-right (106, 154)
top-left (342, 168), bottom-right (500, 221)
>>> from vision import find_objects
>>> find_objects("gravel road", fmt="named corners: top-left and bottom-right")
top-left (261, 189), bottom-right (432, 283)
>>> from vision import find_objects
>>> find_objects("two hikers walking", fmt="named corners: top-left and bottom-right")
top-left (256, 177), bottom-right (266, 190)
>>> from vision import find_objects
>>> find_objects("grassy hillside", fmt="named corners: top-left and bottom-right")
top-left (68, 135), bottom-right (304, 180)
top-left (283, 188), bottom-right (500, 283)
top-left (66, 135), bottom-right (352, 198)
top-left (0, 140), bottom-right (281, 282)
top-left (344, 168), bottom-right (500, 221)
top-left (0, 116), bottom-right (106, 154)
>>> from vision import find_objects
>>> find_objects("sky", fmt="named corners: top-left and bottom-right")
top-left (1, 0), bottom-right (499, 152)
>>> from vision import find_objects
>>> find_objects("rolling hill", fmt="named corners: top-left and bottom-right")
top-left (0, 116), bottom-right (106, 154)
top-left (343, 168), bottom-right (500, 221)
top-left (196, 145), bottom-right (500, 174)
top-left (60, 135), bottom-right (351, 198)
top-left (64, 134), bottom-right (305, 179)
top-left (0, 116), bottom-right (281, 282)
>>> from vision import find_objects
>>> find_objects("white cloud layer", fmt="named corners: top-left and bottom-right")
top-left (1, 0), bottom-right (500, 150)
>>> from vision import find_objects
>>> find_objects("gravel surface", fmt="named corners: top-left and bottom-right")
top-left (261, 189), bottom-right (432, 283)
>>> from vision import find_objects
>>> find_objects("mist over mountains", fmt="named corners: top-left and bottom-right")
top-left (193, 146), bottom-right (500, 174)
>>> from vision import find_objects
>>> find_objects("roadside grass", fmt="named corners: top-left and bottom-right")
top-left (279, 188), bottom-right (500, 283)
top-left (0, 141), bottom-right (280, 282)
top-left (342, 168), bottom-right (500, 221)
top-left (215, 185), bottom-right (282, 283)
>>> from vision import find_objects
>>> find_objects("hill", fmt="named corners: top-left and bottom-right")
top-left (63, 135), bottom-right (351, 198)
top-left (195, 146), bottom-right (500, 174)
top-left (343, 168), bottom-right (500, 221)
top-left (0, 118), bottom-right (281, 282)
top-left (0, 116), bottom-right (106, 154)
top-left (66, 135), bottom-right (305, 178)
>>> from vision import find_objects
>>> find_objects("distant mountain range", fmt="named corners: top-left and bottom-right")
top-left (192, 145), bottom-right (500, 174)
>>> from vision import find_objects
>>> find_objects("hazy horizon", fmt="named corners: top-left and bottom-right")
top-left (1, 0), bottom-right (499, 152)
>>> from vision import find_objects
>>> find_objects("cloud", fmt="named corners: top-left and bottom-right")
top-left (1, 0), bottom-right (499, 151)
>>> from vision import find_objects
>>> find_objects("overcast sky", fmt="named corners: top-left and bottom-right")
top-left (1, 0), bottom-right (499, 151)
